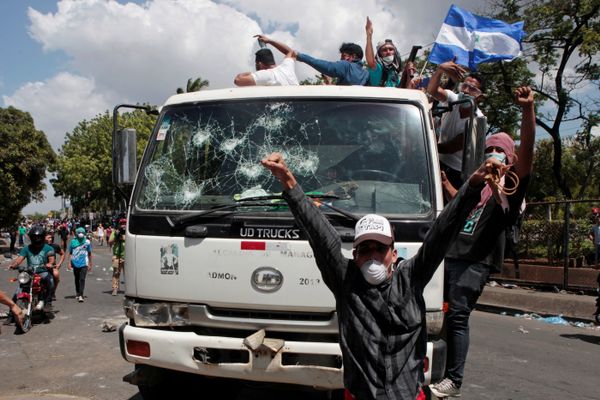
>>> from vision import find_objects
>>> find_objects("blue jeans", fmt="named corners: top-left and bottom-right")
top-left (444, 259), bottom-right (491, 387)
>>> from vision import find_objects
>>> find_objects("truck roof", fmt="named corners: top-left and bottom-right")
top-left (163, 86), bottom-right (430, 106)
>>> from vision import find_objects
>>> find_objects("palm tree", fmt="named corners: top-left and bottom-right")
top-left (176, 77), bottom-right (209, 93)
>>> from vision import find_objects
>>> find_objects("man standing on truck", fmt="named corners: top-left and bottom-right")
top-left (430, 86), bottom-right (536, 399)
top-left (261, 151), bottom-right (502, 400)
top-left (427, 58), bottom-right (486, 190)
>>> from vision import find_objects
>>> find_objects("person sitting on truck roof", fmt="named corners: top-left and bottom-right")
top-left (427, 58), bottom-right (486, 190)
top-left (429, 86), bottom-right (535, 399)
top-left (234, 35), bottom-right (299, 87)
top-left (260, 151), bottom-right (502, 400)
top-left (288, 41), bottom-right (369, 86)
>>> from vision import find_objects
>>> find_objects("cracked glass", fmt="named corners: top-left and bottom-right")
top-left (134, 100), bottom-right (432, 216)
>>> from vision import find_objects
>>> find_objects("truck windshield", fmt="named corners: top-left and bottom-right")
top-left (134, 99), bottom-right (432, 216)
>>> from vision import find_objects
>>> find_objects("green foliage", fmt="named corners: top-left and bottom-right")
top-left (176, 77), bottom-right (209, 93)
top-left (51, 109), bottom-right (157, 214)
top-left (489, 0), bottom-right (600, 199)
top-left (520, 218), bottom-right (594, 261)
top-left (0, 106), bottom-right (55, 228)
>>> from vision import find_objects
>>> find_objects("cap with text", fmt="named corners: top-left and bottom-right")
top-left (353, 214), bottom-right (393, 247)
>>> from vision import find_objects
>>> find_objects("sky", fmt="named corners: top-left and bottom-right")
top-left (0, 0), bottom-right (593, 215)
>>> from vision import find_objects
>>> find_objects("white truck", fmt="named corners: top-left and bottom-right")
top-left (114, 86), bottom-right (483, 398)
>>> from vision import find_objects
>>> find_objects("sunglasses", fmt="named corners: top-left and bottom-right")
top-left (459, 82), bottom-right (482, 97)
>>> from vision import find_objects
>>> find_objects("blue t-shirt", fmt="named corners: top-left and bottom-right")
top-left (19, 244), bottom-right (55, 273)
top-left (367, 62), bottom-right (401, 87)
top-left (69, 239), bottom-right (92, 268)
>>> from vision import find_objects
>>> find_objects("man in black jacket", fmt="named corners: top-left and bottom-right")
top-left (261, 152), bottom-right (501, 400)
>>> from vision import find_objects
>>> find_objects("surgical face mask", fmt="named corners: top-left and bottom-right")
top-left (382, 55), bottom-right (394, 64)
top-left (484, 152), bottom-right (507, 164)
top-left (77, 233), bottom-right (85, 239)
top-left (360, 259), bottom-right (389, 285)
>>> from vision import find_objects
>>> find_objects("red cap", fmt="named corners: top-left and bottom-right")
top-left (119, 218), bottom-right (127, 224)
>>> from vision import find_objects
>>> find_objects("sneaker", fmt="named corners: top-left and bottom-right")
top-left (78, 296), bottom-right (84, 303)
top-left (430, 378), bottom-right (461, 398)
top-left (35, 300), bottom-right (45, 311)
top-left (111, 289), bottom-right (118, 296)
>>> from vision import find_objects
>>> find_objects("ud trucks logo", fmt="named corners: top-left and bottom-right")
top-left (251, 267), bottom-right (283, 293)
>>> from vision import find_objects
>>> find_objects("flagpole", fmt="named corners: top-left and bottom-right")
top-left (419, 61), bottom-right (428, 77)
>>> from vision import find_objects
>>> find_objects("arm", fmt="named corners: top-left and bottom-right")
top-left (441, 170), bottom-right (458, 200)
top-left (46, 254), bottom-right (55, 270)
top-left (513, 87), bottom-right (536, 179)
top-left (9, 255), bottom-right (25, 269)
top-left (255, 35), bottom-right (294, 56)
top-left (234, 72), bottom-right (256, 87)
top-left (427, 59), bottom-right (466, 103)
top-left (88, 250), bottom-right (93, 271)
top-left (0, 290), bottom-right (24, 328)
top-left (365, 17), bottom-right (376, 69)
top-left (296, 53), bottom-right (348, 80)
top-left (437, 132), bottom-right (464, 154)
top-left (412, 159), bottom-right (502, 285)
top-left (261, 153), bottom-right (348, 294)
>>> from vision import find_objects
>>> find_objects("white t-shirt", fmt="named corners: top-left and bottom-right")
top-left (438, 90), bottom-right (484, 171)
top-left (251, 58), bottom-right (299, 86)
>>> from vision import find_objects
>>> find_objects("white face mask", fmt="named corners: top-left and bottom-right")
top-left (382, 55), bottom-right (394, 64)
top-left (77, 233), bottom-right (85, 239)
top-left (360, 259), bottom-right (389, 285)
top-left (484, 152), bottom-right (507, 164)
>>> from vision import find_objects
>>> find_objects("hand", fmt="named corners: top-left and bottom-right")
top-left (261, 152), bottom-right (297, 190)
top-left (469, 157), bottom-right (507, 187)
top-left (439, 57), bottom-right (466, 82)
top-left (514, 86), bottom-right (534, 108)
top-left (87, 265), bottom-right (92, 272)
top-left (67, 265), bottom-right (72, 271)
top-left (365, 16), bottom-right (373, 36)
top-left (253, 34), bottom-right (269, 45)
top-left (11, 303), bottom-right (24, 328)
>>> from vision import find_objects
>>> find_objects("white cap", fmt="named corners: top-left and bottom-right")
top-left (353, 214), bottom-right (393, 247)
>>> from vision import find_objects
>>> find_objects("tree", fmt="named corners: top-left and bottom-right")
top-left (490, 0), bottom-right (600, 199)
top-left (0, 107), bottom-right (55, 228)
top-left (176, 77), bottom-right (209, 93)
top-left (51, 109), bottom-right (156, 214)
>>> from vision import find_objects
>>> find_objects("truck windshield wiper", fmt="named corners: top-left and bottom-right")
top-left (166, 201), bottom-right (283, 228)
top-left (234, 193), bottom-right (359, 222)
top-left (167, 192), bottom-right (358, 229)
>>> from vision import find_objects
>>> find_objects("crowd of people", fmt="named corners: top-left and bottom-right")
top-left (1, 216), bottom-right (127, 333)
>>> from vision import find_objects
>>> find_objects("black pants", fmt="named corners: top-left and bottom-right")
top-left (73, 267), bottom-right (88, 297)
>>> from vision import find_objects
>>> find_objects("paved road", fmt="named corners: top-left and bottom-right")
top-left (1, 241), bottom-right (599, 399)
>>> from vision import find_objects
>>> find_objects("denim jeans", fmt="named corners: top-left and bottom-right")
top-left (73, 267), bottom-right (88, 297)
top-left (444, 259), bottom-right (491, 386)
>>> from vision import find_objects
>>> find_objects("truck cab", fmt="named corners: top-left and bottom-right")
top-left (117, 86), bottom-right (452, 397)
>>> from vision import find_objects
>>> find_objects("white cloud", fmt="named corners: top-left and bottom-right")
top-left (7, 0), bottom-right (485, 213)
top-left (3, 72), bottom-right (113, 150)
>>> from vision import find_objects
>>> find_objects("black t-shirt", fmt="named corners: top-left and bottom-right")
top-left (49, 243), bottom-right (62, 264)
top-left (446, 173), bottom-right (530, 272)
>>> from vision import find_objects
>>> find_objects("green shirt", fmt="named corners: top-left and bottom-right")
top-left (110, 231), bottom-right (126, 258)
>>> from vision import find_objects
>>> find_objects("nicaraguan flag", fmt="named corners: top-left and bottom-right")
top-left (428, 5), bottom-right (525, 70)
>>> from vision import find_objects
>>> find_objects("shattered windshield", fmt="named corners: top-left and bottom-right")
top-left (134, 99), bottom-right (432, 216)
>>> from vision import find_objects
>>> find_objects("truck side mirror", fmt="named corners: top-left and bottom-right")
top-left (461, 115), bottom-right (487, 181)
top-left (113, 128), bottom-right (137, 186)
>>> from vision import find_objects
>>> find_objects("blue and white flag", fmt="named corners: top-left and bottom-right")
top-left (428, 5), bottom-right (525, 70)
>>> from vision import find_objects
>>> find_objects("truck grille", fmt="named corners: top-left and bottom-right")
top-left (208, 307), bottom-right (334, 322)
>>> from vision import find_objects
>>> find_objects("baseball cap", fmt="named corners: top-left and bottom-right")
top-left (353, 214), bottom-right (393, 247)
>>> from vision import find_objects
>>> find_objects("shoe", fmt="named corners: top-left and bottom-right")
top-left (111, 289), bottom-right (118, 296)
top-left (35, 300), bottom-right (45, 311)
top-left (51, 294), bottom-right (57, 301)
top-left (78, 296), bottom-right (84, 303)
top-left (430, 378), bottom-right (461, 398)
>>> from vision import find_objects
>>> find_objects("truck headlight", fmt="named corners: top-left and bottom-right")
top-left (129, 302), bottom-right (189, 327)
